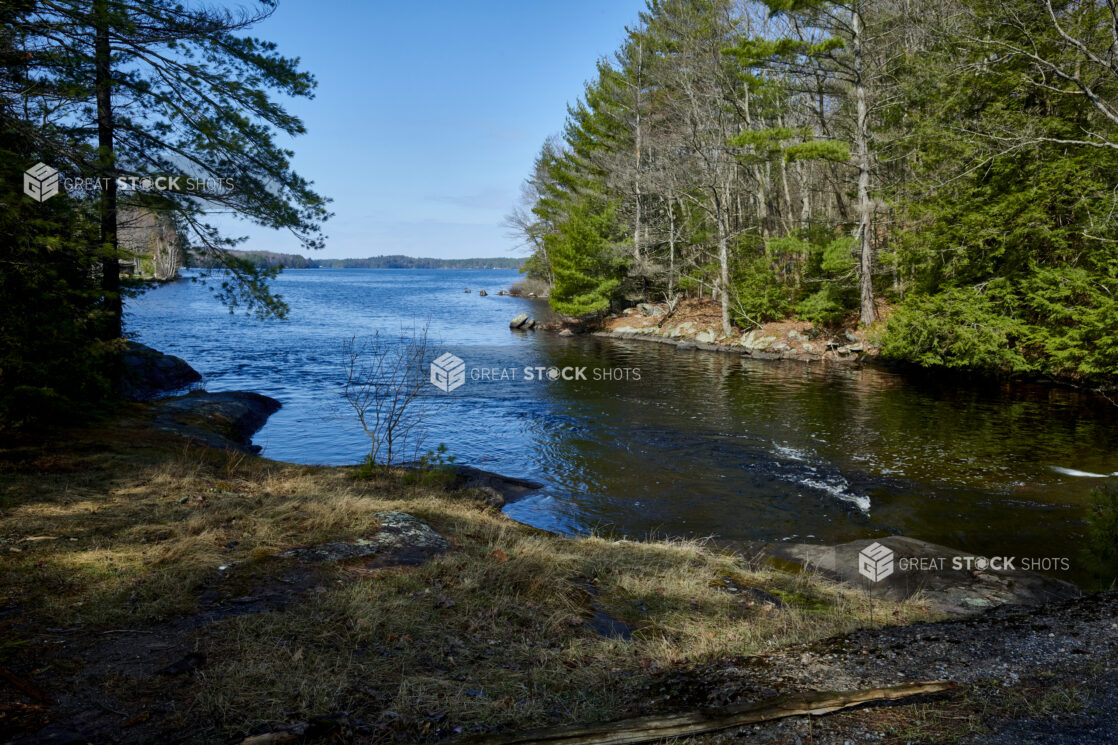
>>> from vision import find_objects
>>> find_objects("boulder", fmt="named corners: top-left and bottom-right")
top-left (770, 341), bottom-right (790, 352)
top-left (788, 330), bottom-right (808, 343)
top-left (558, 328), bottom-right (574, 337)
top-left (637, 303), bottom-right (666, 318)
top-left (845, 329), bottom-right (860, 343)
top-left (742, 330), bottom-right (778, 351)
top-left (509, 313), bottom-right (529, 329)
top-left (801, 342), bottom-right (817, 353)
top-left (695, 330), bottom-right (716, 344)
top-left (478, 289), bottom-right (487, 296)
top-left (524, 319), bottom-right (537, 330)
top-left (119, 341), bottom-right (202, 400)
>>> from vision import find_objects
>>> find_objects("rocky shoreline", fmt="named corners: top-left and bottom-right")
top-left (596, 299), bottom-right (877, 364)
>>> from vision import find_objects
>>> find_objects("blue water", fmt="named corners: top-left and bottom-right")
top-left (128, 268), bottom-right (1118, 585)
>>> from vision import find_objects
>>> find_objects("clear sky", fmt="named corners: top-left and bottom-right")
top-left (229, 0), bottom-right (647, 260)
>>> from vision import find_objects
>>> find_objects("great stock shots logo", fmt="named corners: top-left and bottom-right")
top-left (430, 353), bottom-right (466, 392)
top-left (857, 542), bottom-right (894, 583)
top-left (24, 163), bottom-right (60, 202)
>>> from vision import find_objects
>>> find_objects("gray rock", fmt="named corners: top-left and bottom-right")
top-left (770, 341), bottom-right (791, 352)
top-left (637, 303), bottom-right (666, 318)
top-left (280, 511), bottom-right (450, 568)
top-left (149, 390), bottom-right (281, 453)
top-left (675, 342), bottom-right (697, 351)
top-left (845, 329), bottom-right (860, 342)
top-left (801, 342), bottom-right (817, 353)
top-left (788, 330), bottom-right (808, 343)
top-left (509, 313), bottom-right (529, 329)
top-left (558, 328), bottom-right (574, 337)
top-left (767, 536), bottom-right (1081, 617)
top-left (478, 289), bottom-right (487, 296)
top-left (695, 330), bottom-right (716, 344)
top-left (742, 331), bottom-right (778, 350)
top-left (119, 342), bottom-right (202, 400)
top-left (450, 464), bottom-right (544, 504)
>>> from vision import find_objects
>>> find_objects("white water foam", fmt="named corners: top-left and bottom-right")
top-left (1050, 466), bottom-right (1118, 478)
top-left (800, 478), bottom-right (872, 513)
top-left (773, 444), bottom-right (811, 461)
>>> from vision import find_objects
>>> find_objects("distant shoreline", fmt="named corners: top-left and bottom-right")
top-left (189, 250), bottom-right (525, 271)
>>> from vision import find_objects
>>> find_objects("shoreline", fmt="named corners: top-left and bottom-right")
top-left (0, 395), bottom-right (1113, 743)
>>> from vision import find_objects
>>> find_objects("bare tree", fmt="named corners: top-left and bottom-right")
top-left (341, 325), bottom-right (435, 468)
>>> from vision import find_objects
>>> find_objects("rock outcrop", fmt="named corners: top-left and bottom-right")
top-left (280, 511), bottom-right (450, 568)
top-left (148, 390), bottom-right (281, 453)
top-left (766, 535), bottom-right (1081, 617)
top-left (119, 341), bottom-right (202, 400)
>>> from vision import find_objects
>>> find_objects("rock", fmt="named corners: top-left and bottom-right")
top-left (742, 331), bottom-right (778, 350)
top-left (497, 290), bottom-right (508, 296)
top-left (675, 342), bottom-right (697, 351)
top-left (847, 344), bottom-right (864, 353)
top-left (478, 289), bottom-right (487, 296)
top-left (280, 511), bottom-right (450, 568)
top-left (149, 390), bottom-right (281, 453)
top-left (510, 313), bottom-right (529, 329)
top-left (695, 330), bottom-right (716, 344)
top-left (471, 486), bottom-right (506, 508)
top-left (119, 341), bottom-right (202, 400)
top-left (845, 329), bottom-right (860, 342)
top-left (637, 303), bottom-right (666, 318)
top-left (558, 328), bottom-right (573, 337)
top-left (770, 341), bottom-right (790, 352)
top-left (450, 465), bottom-right (543, 504)
top-left (768, 536), bottom-right (1081, 617)
top-left (623, 307), bottom-right (640, 317)
top-left (464, 288), bottom-right (471, 293)
top-left (524, 319), bottom-right (537, 330)
top-left (837, 345), bottom-right (851, 355)
top-left (788, 330), bottom-right (808, 343)
top-left (801, 342), bottom-right (817, 353)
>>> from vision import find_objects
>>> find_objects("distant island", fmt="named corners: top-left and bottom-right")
top-left (189, 250), bottom-right (525, 270)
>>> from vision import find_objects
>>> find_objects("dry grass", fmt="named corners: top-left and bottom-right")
top-left (0, 422), bottom-right (935, 742)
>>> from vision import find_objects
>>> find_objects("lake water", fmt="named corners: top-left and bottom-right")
top-left (129, 268), bottom-right (1118, 586)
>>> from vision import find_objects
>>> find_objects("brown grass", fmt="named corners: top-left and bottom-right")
top-left (0, 420), bottom-right (935, 742)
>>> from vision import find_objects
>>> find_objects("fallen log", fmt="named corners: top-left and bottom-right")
top-left (468, 680), bottom-right (957, 745)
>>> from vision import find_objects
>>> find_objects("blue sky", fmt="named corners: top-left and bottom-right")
top-left (230, 0), bottom-right (647, 259)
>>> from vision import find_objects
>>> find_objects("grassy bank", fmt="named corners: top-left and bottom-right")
top-left (0, 412), bottom-right (935, 742)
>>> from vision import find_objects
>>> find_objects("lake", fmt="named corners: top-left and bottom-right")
top-left (129, 268), bottom-right (1118, 586)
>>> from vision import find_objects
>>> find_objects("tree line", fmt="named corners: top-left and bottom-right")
top-left (1, 0), bottom-right (327, 426)
top-left (508, 0), bottom-right (1118, 381)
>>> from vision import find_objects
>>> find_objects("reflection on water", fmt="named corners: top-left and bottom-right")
top-left (129, 269), bottom-right (1118, 586)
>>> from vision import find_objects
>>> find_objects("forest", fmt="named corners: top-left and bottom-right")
top-left (508, 0), bottom-right (1118, 382)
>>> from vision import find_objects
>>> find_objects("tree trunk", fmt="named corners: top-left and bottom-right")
top-left (94, 0), bottom-right (121, 340)
top-left (853, 3), bottom-right (875, 326)
top-left (716, 191), bottom-right (731, 338)
top-left (667, 195), bottom-right (676, 298)
top-left (468, 681), bottom-right (957, 745)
